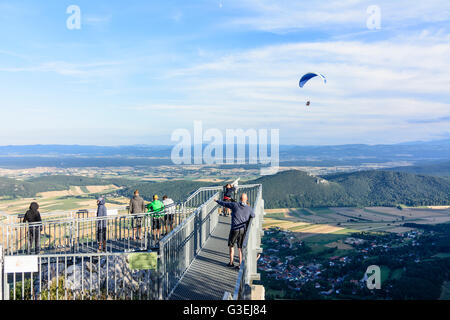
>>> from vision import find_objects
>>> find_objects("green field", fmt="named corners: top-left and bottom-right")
top-left (331, 228), bottom-right (360, 234)
top-left (309, 208), bottom-right (336, 215)
top-left (363, 208), bottom-right (400, 218)
top-left (301, 233), bottom-right (352, 256)
top-left (41, 198), bottom-right (88, 211)
top-left (433, 253), bottom-right (450, 259)
top-left (293, 209), bottom-right (313, 216)
top-left (302, 233), bottom-right (348, 245)
top-left (380, 265), bottom-right (391, 284)
top-left (390, 268), bottom-right (404, 280)
top-left (440, 282), bottom-right (450, 300)
top-left (289, 224), bottom-right (314, 232)
top-left (265, 212), bottom-right (286, 219)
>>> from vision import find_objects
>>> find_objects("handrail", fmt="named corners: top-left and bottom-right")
top-left (0, 204), bottom-right (193, 255)
top-left (159, 190), bottom-right (221, 299)
top-left (183, 178), bottom-right (240, 206)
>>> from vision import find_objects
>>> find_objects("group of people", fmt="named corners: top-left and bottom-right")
top-left (128, 190), bottom-right (176, 245)
top-left (72, 191), bottom-right (176, 252)
top-left (221, 183), bottom-right (236, 217)
top-left (20, 190), bottom-right (177, 254)
top-left (20, 183), bottom-right (256, 271)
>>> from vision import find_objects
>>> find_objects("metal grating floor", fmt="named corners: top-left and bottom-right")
top-left (169, 215), bottom-right (240, 300)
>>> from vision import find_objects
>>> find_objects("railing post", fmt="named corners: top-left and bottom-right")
top-left (201, 206), bottom-right (207, 248)
top-left (193, 209), bottom-right (198, 255)
top-left (0, 245), bottom-right (3, 300)
top-left (144, 215), bottom-right (148, 251)
top-left (158, 242), bottom-right (164, 300)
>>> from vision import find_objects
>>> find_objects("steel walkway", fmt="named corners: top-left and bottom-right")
top-left (170, 214), bottom-right (239, 300)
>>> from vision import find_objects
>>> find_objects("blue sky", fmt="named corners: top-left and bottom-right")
top-left (0, 0), bottom-right (449, 145)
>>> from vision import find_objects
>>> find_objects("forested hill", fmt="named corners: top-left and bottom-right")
top-left (325, 170), bottom-right (450, 207)
top-left (2, 170), bottom-right (450, 207)
top-left (27, 175), bottom-right (217, 202)
top-left (248, 170), bottom-right (346, 208)
top-left (0, 175), bottom-right (215, 202)
top-left (117, 181), bottom-right (216, 203)
top-left (384, 161), bottom-right (450, 178)
top-left (0, 177), bottom-right (38, 198)
top-left (249, 170), bottom-right (450, 208)
top-left (0, 175), bottom-right (130, 198)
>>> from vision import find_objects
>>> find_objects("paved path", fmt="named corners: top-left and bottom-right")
top-left (170, 214), bottom-right (239, 300)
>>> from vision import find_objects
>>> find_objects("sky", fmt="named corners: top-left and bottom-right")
top-left (0, 0), bottom-right (449, 146)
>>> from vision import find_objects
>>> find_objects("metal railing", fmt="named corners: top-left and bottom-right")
top-left (159, 182), bottom-right (262, 300)
top-left (5, 209), bottom-right (103, 225)
top-left (182, 178), bottom-right (240, 209)
top-left (158, 191), bottom-right (220, 299)
top-left (157, 177), bottom-right (242, 299)
top-left (1, 179), bottom-right (264, 300)
top-left (0, 184), bottom-right (228, 257)
top-left (0, 185), bottom-right (222, 300)
top-left (1, 204), bottom-right (193, 256)
top-left (1, 251), bottom-right (160, 300)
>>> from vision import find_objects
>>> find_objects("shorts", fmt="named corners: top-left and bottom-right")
top-left (152, 217), bottom-right (162, 230)
top-left (228, 228), bottom-right (246, 248)
top-left (97, 227), bottom-right (107, 242)
top-left (164, 214), bottom-right (174, 226)
top-left (132, 216), bottom-right (143, 228)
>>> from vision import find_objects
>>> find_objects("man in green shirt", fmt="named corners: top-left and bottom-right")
top-left (146, 194), bottom-right (165, 243)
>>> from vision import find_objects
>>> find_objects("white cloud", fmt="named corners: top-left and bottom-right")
top-left (226, 0), bottom-right (450, 33)
top-left (171, 10), bottom-right (183, 22)
top-left (83, 14), bottom-right (113, 27)
top-left (159, 33), bottom-right (450, 143)
top-left (0, 60), bottom-right (123, 77)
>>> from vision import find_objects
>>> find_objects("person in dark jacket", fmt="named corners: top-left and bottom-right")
top-left (222, 183), bottom-right (236, 217)
top-left (23, 202), bottom-right (42, 254)
top-left (215, 193), bottom-right (255, 269)
top-left (129, 190), bottom-right (146, 240)
top-left (96, 197), bottom-right (108, 252)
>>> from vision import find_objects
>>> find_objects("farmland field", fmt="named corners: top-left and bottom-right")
top-left (440, 282), bottom-right (450, 300)
top-left (0, 184), bottom-right (128, 217)
top-left (264, 206), bottom-right (450, 236)
top-left (262, 205), bottom-right (450, 274)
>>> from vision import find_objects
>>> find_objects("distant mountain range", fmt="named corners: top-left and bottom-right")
top-left (0, 145), bottom-right (174, 157)
top-left (0, 139), bottom-right (449, 168)
top-left (384, 161), bottom-right (450, 177)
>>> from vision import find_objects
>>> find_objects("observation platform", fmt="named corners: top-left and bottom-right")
top-left (170, 214), bottom-right (239, 300)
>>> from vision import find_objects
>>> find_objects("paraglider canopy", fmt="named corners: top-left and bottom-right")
top-left (299, 72), bottom-right (327, 88)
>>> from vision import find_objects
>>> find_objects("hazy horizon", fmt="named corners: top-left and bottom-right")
top-left (0, 136), bottom-right (450, 148)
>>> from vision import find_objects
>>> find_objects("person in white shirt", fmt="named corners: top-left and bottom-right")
top-left (162, 195), bottom-right (176, 233)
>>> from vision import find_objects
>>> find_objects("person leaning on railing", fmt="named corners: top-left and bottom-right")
top-left (221, 183), bottom-right (237, 217)
top-left (22, 202), bottom-right (42, 254)
top-left (215, 193), bottom-right (255, 270)
top-left (146, 194), bottom-right (165, 243)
